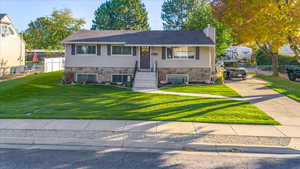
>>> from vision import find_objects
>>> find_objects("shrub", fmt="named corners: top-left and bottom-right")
top-left (63, 72), bottom-right (74, 84)
top-left (255, 50), bottom-right (299, 65)
top-left (215, 67), bottom-right (225, 84)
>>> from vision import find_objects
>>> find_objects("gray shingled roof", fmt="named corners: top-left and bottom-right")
top-left (0, 14), bottom-right (7, 20)
top-left (61, 30), bottom-right (215, 45)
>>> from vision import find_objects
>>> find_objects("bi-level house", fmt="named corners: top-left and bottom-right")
top-left (61, 25), bottom-right (216, 89)
top-left (0, 14), bottom-right (25, 76)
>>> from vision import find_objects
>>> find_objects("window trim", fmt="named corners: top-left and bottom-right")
top-left (75, 45), bottom-right (97, 55)
top-left (75, 73), bottom-right (98, 83)
top-left (166, 47), bottom-right (196, 60)
top-left (111, 45), bottom-right (133, 56)
top-left (0, 25), bottom-right (15, 37)
top-left (111, 74), bottom-right (132, 83)
top-left (166, 74), bottom-right (189, 84)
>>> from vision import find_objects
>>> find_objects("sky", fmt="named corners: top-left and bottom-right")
top-left (0, 0), bottom-right (164, 31)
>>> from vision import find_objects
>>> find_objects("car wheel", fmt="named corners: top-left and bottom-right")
top-left (288, 73), bottom-right (296, 81)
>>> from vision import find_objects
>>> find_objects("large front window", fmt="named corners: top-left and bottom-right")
top-left (76, 45), bottom-right (96, 54)
top-left (112, 46), bottom-right (132, 55)
top-left (167, 47), bottom-right (195, 60)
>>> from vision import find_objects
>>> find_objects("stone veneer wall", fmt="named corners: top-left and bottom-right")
top-left (158, 68), bottom-right (212, 83)
top-left (64, 67), bottom-right (134, 83)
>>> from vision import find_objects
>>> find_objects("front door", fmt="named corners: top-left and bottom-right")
top-left (140, 47), bottom-right (150, 70)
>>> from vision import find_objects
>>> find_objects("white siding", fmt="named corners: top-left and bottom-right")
top-left (65, 45), bottom-right (212, 68)
top-left (65, 44), bottom-right (139, 68)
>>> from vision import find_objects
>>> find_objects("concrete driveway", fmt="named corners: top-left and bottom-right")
top-left (226, 76), bottom-right (300, 126)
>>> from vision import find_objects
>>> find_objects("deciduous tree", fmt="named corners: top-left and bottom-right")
top-left (92, 0), bottom-right (150, 30)
top-left (212, 0), bottom-right (300, 76)
top-left (24, 9), bottom-right (85, 50)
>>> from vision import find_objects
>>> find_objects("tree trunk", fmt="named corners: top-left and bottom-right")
top-left (271, 53), bottom-right (279, 76)
top-left (256, 42), bottom-right (279, 76)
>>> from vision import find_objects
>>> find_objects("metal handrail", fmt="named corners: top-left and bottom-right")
top-left (131, 60), bottom-right (138, 87)
top-left (155, 60), bottom-right (159, 87)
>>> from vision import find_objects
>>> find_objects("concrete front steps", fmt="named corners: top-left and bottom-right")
top-left (133, 72), bottom-right (157, 89)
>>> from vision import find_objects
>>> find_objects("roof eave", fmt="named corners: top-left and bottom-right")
top-left (61, 41), bottom-right (126, 45)
top-left (61, 41), bottom-right (215, 47)
top-left (125, 44), bottom-right (215, 47)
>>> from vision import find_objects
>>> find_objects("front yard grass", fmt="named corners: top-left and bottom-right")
top-left (0, 71), bottom-right (279, 125)
top-left (160, 84), bottom-right (241, 97)
top-left (254, 74), bottom-right (300, 102)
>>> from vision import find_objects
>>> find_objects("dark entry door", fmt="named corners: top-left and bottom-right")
top-left (140, 47), bottom-right (150, 69)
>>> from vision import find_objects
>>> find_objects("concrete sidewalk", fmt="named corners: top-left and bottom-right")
top-left (1, 119), bottom-right (300, 151)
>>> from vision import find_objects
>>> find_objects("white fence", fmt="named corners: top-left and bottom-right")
top-left (44, 57), bottom-right (64, 73)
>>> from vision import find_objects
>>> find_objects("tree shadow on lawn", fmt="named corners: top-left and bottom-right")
top-left (120, 99), bottom-right (246, 119)
top-left (19, 93), bottom-right (275, 124)
top-left (0, 82), bottom-right (276, 124)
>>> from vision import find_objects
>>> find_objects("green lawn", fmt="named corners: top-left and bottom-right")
top-left (0, 71), bottom-right (279, 125)
top-left (160, 84), bottom-right (241, 97)
top-left (254, 74), bottom-right (300, 102)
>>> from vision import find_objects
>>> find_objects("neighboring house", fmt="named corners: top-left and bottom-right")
top-left (61, 25), bottom-right (216, 88)
top-left (0, 14), bottom-right (25, 76)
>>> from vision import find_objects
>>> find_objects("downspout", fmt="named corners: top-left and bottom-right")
top-left (0, 24), bottom-right (2, 76)
top-left (19, 32), bottom-right (23, 65)
top-left (0, 23), bottom-right (2, 59)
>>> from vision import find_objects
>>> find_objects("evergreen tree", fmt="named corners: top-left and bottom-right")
top-left (161, 0), bottom-right (200, 30)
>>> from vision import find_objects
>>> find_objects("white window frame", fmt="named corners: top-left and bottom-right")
top-left (166, 74), bottom-right (189, 84)
top-left (76, 45), bottom-right (97, 55)
top-left (166, 47), bottom-right (196, 60)
top-left (0, 24), bottom-right (15, 37)
top-left (111, 45), bottom-right (133, 56)
top-left (75, 73), bottom-right (98, 83)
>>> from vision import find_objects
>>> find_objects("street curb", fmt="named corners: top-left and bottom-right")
top-left (0, 129), bottom-right (295, 149)
top-left (0, 143), bottom-right (299, 157)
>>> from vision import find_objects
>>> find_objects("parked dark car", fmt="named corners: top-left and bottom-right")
top-left (287, 66), bottom-right (300, 81)
top-left (224, 67), bottom-right (247, 80)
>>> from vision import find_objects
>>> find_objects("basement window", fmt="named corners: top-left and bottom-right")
top-left (77, 74), bottom-right (97, 83)
top-left (167, 74), bottom-right (188, 84)
top-left (112, 75), bottom-right (132, 83)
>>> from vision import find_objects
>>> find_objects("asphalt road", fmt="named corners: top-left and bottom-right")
top-left (1, 147), bottom-right (300, 169)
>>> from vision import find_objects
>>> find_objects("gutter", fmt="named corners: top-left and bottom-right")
top-left (61, 42), bottom-right (215, 47)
